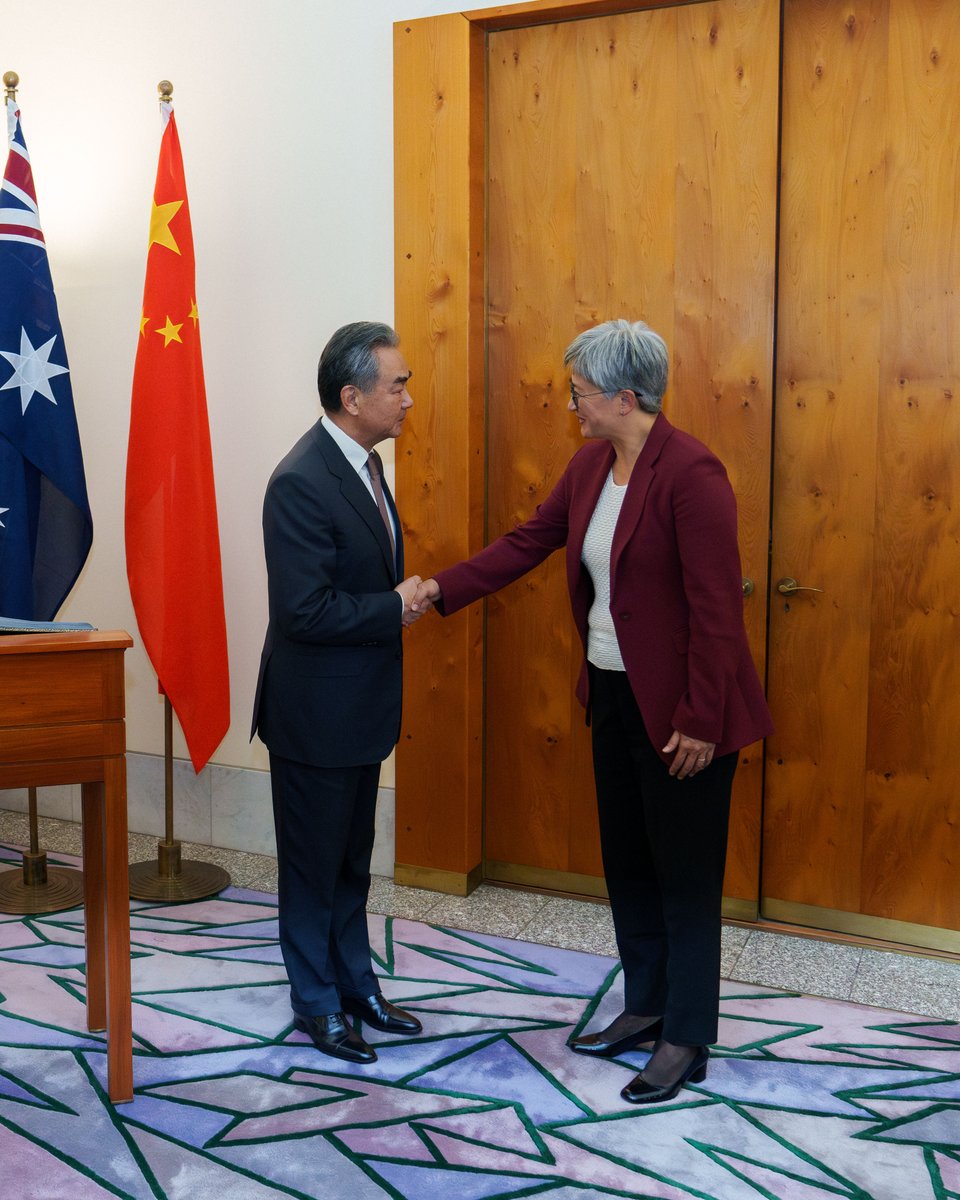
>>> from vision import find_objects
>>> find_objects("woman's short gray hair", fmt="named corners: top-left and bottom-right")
top-left (563, 319), bottom-right (668, 413)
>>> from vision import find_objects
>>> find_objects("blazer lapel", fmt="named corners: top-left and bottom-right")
top-left (567, 442), bottom-right (616, 576)
top-left (610, 412), bottom-right (674, 584)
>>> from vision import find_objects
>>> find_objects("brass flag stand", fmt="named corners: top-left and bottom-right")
top-left (128, 698), bottom-right (230, 902)
top-left (0, 786), bottom-right (85, 914)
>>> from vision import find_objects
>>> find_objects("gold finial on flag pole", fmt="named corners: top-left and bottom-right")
top-left (158, 80), bottom-right (173, 103)
top-left (3, 71), bottom-right (19, 101)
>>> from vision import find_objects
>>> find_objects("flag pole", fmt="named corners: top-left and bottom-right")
top-left (126, 78), bottom-right (230, 904)
top-left (0, 71), bottom-right (86, 916)
top-left (129, 697), bottom-right (229, 902)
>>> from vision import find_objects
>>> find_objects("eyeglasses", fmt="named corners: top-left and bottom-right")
top-left (569, 382), bottom-right (611, 411)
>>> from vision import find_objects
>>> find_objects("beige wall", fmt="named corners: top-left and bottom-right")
top-left (5, 0), bottom-right (460, 784)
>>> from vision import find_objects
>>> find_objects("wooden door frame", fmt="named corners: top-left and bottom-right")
top-left (394, 0), bottom-right (728, 896)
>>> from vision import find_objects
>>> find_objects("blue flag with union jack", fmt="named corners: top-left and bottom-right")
top-left (0, 97), bottom-right (91, 619)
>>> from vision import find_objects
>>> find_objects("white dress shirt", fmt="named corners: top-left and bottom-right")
top-left (322, 416), bottom-right (402, 609)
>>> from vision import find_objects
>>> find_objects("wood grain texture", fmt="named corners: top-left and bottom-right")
top-left (670, 0), bottom-right (778, 900)
top-left (395, 0), bottom-right (960, 940)
top-left (394, 14), bottom-right (486, 879)
top-left (765, 0), bottom-right (889, 912)
top-left (765, 0), bottom-right (960, 934)
top-left (0, 636), bottom-right (129, 724)
top-left (0, 634), bottom-right (133, 1100)
top-left (485, 0), bottom-right (778, 898)
top-left (102, 753), bottom-right (132, 1102)
top-left (486, 18), bottom-right (586, 873)
top-left (82, 781), bottom-right (107, 1031)
top-left (0, 722), bottom-right (125, 763)
top-left (467, 0), bottom-right (698, 31)
top-left (862, 0), bottom-right (960, 928)
top-left (0, 630), bottom-right (132, 655)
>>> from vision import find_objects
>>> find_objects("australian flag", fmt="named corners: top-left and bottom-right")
top-left (0, 98), bottom-right (91, 619)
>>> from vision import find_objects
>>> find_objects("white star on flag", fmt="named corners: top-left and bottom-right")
top-left (0, 507), bottom-right (8, 528)
top-left (0, 327), bottom-right (69, 415)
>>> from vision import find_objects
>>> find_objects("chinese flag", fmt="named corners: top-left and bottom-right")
top-left (125, 106), bottom-right (229, 772)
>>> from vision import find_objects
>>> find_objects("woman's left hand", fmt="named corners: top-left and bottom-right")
top-left (663, 730), bottom-right (716, 780)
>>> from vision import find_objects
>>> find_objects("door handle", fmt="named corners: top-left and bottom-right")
top-left (776, 577), bottom-right (824, 595)
top-left (742, 578), bottom-right (754, 596)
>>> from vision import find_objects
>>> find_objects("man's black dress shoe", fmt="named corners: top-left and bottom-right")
top-left (568, 1015), bottom-right (664, 1058)
top-left (620, 1046), bottom-right (709, 1104)
top-left (342, 991), bottom-right (422, 1034)
top-left (293, 1012), bottom-right (377, 1064)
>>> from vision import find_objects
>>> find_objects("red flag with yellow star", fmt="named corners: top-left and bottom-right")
top-left (125, 104), bottom-right (229, 772)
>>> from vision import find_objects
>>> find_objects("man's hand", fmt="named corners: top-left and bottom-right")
top-left (412, 577), bottom-right (441, 613)
top-left (395, 575), bottom-right (424, 626)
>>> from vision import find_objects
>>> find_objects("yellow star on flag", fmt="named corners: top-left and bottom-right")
top-left (188, 299), bottom-right (200, 327)
top-left (149, 199), bottom-right (183, 255)
top-left (155, 316), bottom-right (183, 347)
top-left (139, 312), bottom-right (150, 337)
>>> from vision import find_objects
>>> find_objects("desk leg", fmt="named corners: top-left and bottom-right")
top-left (81, 781), bottom-right (107, 1032)
top-left (103, 755), bottom-right (133, 1103)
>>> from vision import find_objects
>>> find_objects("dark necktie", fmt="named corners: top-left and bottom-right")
top-left (367, 450), bottom-right (396, 561)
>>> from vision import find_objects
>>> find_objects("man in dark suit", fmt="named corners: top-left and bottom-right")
top-left (252, 321), bottom-right (426, 1064)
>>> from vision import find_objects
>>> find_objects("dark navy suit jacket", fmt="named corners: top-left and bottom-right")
top-left (252, 420), bottom-right (404, 767)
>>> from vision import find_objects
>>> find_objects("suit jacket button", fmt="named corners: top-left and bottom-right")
top-left (619, 612), bottom-right (631, 621)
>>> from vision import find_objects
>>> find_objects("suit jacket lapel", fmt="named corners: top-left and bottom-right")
top-left (313, 423), bottom-right (399, 582)
top-left (610, 412), bottom-right (674, 585)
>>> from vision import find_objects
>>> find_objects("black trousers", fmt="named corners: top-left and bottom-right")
top-left (590, 667), bottom-right (737, 1046)
top-left (269, 753), bottom-right (381, 1016)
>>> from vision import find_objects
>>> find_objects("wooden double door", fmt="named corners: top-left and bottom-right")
top-left (394, 0), bottom-right (960, 951)
top-left (482, 0), bottom-right (960, 949)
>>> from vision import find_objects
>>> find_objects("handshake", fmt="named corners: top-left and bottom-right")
top-left (394, 576), bottom-right (441, 628)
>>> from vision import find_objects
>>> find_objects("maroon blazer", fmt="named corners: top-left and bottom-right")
top-left (434, 413), bottom-right (772, 763)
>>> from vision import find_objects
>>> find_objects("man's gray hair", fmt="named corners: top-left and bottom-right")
top-left (317, 321), bottom-right (400, 412)
top-left (563, 319), bottom-right (668, 413)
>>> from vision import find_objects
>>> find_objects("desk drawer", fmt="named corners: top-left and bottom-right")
top-left (0, 721), bottom-right (125, 766)
top-left (0, 650), bottom-right (124, 724)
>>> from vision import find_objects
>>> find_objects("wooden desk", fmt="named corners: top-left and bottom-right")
top-left (0, 630), bottom-right (134, 1103)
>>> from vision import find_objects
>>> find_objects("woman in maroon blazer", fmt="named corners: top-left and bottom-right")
top-left (415, 319), bottom-right (772, 1104)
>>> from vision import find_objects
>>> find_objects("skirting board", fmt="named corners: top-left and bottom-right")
top-left (0, 754), bottom-right (397, 879)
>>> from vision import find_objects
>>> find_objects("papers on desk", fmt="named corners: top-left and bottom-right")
top-left (0, 616), bottom-right (97, 634)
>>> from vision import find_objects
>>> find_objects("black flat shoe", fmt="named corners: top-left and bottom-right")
top-left (342, 991), bottom-right (423, 1034)
top-left (568, 1015), bottom-right (664, 1058)
top-left (620, 1046), bottom-right (709, 1104)
top-left (293, 1012), bottom-right (377, 1063)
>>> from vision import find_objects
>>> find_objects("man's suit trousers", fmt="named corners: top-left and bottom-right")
top-left (269, 753), bottom-right (381, 1015)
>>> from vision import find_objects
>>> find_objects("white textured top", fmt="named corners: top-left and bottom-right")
top-left (581, 468), bottom-right (628, 671)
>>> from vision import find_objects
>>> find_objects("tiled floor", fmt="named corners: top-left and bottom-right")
top-left (2, 806), bottom-right (959, 1022)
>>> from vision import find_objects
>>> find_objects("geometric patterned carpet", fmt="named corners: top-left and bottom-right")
top-left (2, 845), bottom-right (959, 1199)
